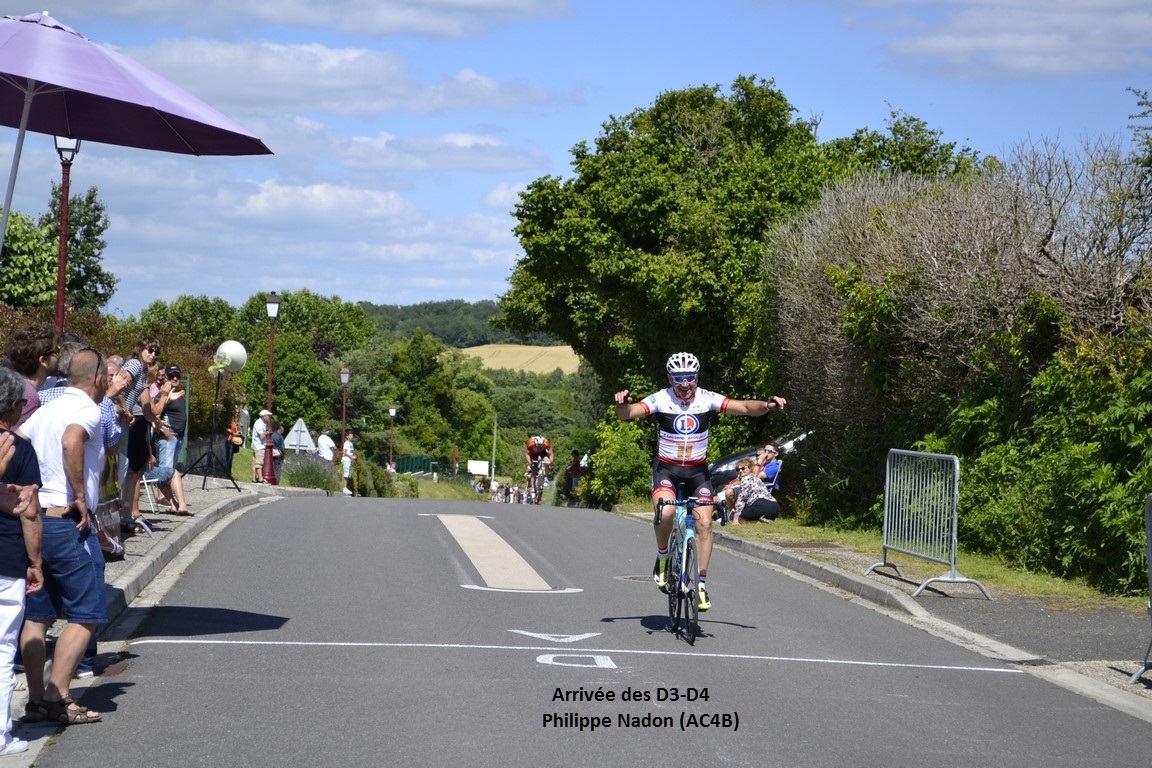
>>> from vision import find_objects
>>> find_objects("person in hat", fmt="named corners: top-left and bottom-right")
top-left (252, 409), bottom-right (272, 483)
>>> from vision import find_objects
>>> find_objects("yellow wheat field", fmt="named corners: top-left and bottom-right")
top-left (463, 344), bottom-right (580, 374)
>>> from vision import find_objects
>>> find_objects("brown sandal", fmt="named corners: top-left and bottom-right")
top-left (22, 700), bottom-right (48, 722)
top-left (43, 696), bottom-right (102, 725)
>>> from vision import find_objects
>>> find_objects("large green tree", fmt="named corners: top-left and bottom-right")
top-left (499, 76), bottom-right (829, 447)
top-left (38, 184), bottom-right (116, 311)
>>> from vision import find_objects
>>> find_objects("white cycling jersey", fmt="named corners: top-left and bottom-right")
top-left (638, 387), bottom-right (730, 466)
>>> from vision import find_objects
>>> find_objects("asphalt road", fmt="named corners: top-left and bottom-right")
top-left (25, 496), bottom-right (1152, 767)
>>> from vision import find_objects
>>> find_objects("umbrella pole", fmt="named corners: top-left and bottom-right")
top-left (0, 87), bottom-right (34, 257)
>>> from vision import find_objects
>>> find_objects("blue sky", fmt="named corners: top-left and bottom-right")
top-left (4, 1), bottom-right (1150, 319)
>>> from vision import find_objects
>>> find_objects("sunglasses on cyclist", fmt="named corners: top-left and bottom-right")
top-left (670, 374), bottom-right (698, 384)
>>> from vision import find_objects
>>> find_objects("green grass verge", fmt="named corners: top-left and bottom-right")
top-left (418, 477), bottom-right (490, 501)
top-left (613, 501), bottom-right (1147, 611)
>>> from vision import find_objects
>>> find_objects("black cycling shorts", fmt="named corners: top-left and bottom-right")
top-left (651, 459), bottom-right (714, 502)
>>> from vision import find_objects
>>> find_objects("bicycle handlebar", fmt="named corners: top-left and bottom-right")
top-left (654, 497), bottom-right (715, 526)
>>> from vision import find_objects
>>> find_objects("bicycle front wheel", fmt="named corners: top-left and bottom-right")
top-left (666, 541), bottom-right (682, 632)
top-left (684, 538), bottom-right (699, 645)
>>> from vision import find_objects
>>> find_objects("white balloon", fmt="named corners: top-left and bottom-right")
top-left (215, 340), bottom-right (248, 373)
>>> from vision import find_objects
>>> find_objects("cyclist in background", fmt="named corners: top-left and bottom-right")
top-left (524, 435), bottom-right (553, 501)
top-left (614, 352), bottom-right (786, 612)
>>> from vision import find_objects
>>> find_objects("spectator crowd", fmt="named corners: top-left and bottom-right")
top-left (0, 322), bottom-right (210, 747)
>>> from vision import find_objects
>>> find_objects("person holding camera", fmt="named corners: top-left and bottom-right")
top-left (143, 365), bottom-right (191, 516)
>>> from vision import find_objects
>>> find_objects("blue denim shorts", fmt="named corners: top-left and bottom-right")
top-left (25, 516), bottom-right (107, 625)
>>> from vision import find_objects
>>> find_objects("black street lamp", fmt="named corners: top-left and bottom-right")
top-left (340, 366), bottom-right (350, 456)
top-left (261, 291), bottom-right (280, 484)
top-left (53, 135), bottom-right (80, 335)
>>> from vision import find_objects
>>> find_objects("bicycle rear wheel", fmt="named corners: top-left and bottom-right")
top-left (684, 538), bottom-right (699, 645)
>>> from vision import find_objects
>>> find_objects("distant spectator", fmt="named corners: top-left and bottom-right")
top-left (341, 431), bottom-right (356, 495)
top-left (226, 406), bottom-right (243, 473)
top-left (563, 450), bottom-right (583, 493)
top-left (271, 421), bottom-right (285, 484)
top-left (316, 427), bottom-right (336, 462)
top-left (252, 409), bottom-right (271, 482)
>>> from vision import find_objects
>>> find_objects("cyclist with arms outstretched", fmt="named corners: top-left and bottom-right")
top-left (524, 435), bottom-right (553, 501)
top-left (614, 352), bottom-right (786, 612)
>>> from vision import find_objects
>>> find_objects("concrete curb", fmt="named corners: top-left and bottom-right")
top-left (713, 529), bottom-right (932, 620)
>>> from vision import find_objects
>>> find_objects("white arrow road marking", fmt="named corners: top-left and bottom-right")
top-left (510, 631), bottom-right (600, 643)
top-left (437, 514), bottom-right (553, 591)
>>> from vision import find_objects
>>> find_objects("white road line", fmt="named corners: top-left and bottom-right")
top-left (437, 514), bottom-right (552, 590)
top-left (129, 638), bottom-right (1022, 674)
top-left (461, 585), bottom-right (582, 594)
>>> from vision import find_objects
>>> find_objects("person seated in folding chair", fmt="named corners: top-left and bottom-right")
top-left (722, 444), bottom-right (781, 518)
top-left (728, 457), bottom-right (780, 525)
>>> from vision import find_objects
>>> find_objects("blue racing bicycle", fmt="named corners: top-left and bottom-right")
top-left (656, 490), bottom-right (705, 644)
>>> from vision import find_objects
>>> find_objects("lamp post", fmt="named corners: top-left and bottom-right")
top-left (388, 405), bottom-right (397, 471)
top-left (53, 136), bottom-right (81, 335)
top-left (340, 367), bottom-right (350, 456)
top-left (261, 291), bottom-right (280, 484)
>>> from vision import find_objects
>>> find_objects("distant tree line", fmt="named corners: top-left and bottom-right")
top-left (360, 299), bottom-right (561, 347)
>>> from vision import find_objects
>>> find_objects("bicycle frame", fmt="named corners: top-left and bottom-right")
top-left (528, 458), bottom-right (546, 503)
top-left (656, 491), bottom-right (704, 644)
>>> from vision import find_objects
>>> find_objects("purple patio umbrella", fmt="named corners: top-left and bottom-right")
top-left (0, 11), bottom-right (272, 256)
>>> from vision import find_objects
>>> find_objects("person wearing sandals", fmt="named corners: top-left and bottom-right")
top-left (0, 369), bottom-right (45, 754)
top-left (17, 348), bottom-right (109, 726)
top-left (112, 338), bottom-right (161, 533)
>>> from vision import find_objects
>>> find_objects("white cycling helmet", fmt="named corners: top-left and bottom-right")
top-left (532, 435), bottom-right (545, 446)
top-left (666, 352), bottom-right (700, 375)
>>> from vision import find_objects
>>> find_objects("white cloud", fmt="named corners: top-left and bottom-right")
top-left (482, 181), bottom-right (526, 211)
top-left (340, 132), bottom-right (546, 172)
top-left (239, 181), bottom-right (418, 221)
top-left (833, 0), bottom-right (1152, 77)
top-left (46, 1), bottom-right (571, 38)
top-left (123, 40), bottom-right (561, 119)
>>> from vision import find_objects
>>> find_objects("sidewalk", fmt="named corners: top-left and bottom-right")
top-left (712, 526), bottom-right (1152, 718)
top-left (6, 476), bottom-right (322, 763)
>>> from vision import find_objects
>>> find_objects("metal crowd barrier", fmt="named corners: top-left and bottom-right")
top-left (865, 449), bottom-right (991, 599)
top-left (1128, 494), bottom-right (1152, 685)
